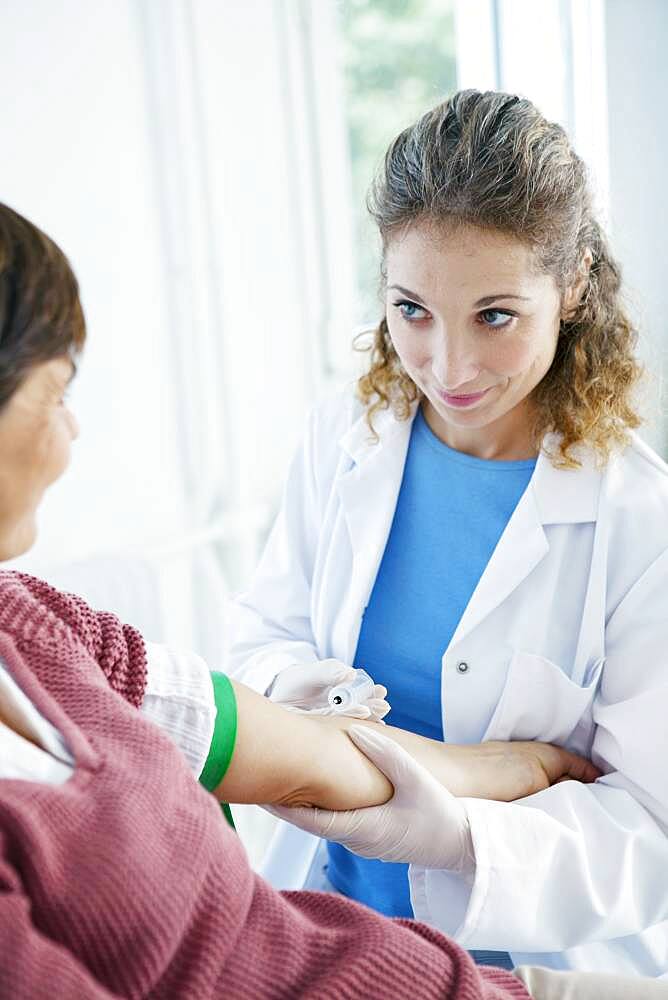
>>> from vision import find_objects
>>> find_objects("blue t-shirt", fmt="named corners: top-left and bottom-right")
top-left (326, 407), bottom-right (536, 919)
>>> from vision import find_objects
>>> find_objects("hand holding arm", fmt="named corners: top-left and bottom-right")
top-left (264, 722), bottom-right (600, 869)
top-left (267, 725), bottom-right (476, 871)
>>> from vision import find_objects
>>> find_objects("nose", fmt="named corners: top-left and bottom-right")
top-left (431, 333), bottom-right (480, 391)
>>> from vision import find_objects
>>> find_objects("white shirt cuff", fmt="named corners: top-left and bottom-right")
top-left (141, 642), bottom-right (216, 777)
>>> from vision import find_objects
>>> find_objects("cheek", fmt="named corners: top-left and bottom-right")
top-left (488, 326), bottom-right (557, 378)
top-left (487, 338), bottom-right (533, 375)
top-left (388, 326), bottom-right (429, 371)
top-left (35, 415), bottom-right (73, 485)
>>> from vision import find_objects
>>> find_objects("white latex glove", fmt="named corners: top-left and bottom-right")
top-left (266, 724), bottom-right (475, 872)
top-left (514, 966), bottom-right (668, 1000)
top-left (267, 659), bottom-right (390, 722)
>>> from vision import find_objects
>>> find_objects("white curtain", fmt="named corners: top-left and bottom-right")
top-left (2, 0), bottom-right (357, 668)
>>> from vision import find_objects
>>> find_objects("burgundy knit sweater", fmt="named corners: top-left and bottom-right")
top-left (0, 571), bottom-right (529, 1000)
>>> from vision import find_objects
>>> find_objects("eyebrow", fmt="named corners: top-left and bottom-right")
top-left (387, 284), bottom-right (531, 308)
top-left (474, 294), bottom-right (531, 307)
top-left (387, 284), bottom-right (427, 304)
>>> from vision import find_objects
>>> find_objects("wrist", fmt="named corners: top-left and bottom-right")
top-left (432, 744), bottom-right (471, 797)
top-left (439, 744), bottom-right (507, 799)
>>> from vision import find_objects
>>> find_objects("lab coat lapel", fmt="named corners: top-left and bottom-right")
top-left (449, 481), bottom-right (548, 647)
top-left (336, 406), bottom-right (414, 661)
top-left (449, 440), bottom-right (602, 648)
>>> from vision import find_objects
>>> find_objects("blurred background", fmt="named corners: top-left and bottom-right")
top-left (2, 0), bottom-right (666, 860)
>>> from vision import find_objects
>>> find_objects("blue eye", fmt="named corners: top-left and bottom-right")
top-left (393, 300), bottom-right (428, 322)
top-left (479, 309), bottom-right (514, 329)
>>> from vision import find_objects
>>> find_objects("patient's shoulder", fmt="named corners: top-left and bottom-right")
top-left (0, 571), bottom-right (147, 707)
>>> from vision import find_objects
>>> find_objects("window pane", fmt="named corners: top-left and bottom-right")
top-left (340, 0), bottom-right (457, 325)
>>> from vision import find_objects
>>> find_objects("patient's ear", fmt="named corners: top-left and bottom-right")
top-left (562, 249), bottom-right (593, 320)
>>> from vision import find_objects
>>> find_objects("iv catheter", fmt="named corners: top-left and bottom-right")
top-left (328, 669), bottom-right (375, 710)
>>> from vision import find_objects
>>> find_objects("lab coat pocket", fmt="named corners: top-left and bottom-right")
top-left (483, 651), bottom-right (604, 754)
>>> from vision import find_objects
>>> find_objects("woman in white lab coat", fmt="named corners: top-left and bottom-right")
top-left (227, 90), bottom-right (668, 979)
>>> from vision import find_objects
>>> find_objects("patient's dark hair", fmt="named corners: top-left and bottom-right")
top-left (0, 202), bottom-right (86, 410)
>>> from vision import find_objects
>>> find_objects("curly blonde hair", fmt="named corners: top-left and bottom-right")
top-left (357, 90), bottom-right (642, 468)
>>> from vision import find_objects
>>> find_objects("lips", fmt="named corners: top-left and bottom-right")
top-left (436, 387), bottom-right (491, 409)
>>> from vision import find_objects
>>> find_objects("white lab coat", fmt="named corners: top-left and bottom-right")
top-left (227, 388), bottom-right (668, 978)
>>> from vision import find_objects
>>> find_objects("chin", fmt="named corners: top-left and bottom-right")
top-left (432, 400), bottom-right (498, 430)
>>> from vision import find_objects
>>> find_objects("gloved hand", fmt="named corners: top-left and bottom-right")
top-left (267, 660), bottom-right (390, 722)
top-left (267, 724), bottom-right (475, 872)
top-left (514, 965), bottom-right (668, 1000)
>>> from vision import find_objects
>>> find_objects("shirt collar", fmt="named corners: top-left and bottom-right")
top-left (340, 404), bottom-right (602, 526)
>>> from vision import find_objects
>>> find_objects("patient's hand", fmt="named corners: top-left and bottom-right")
top-left (441, 739), bottom-right (600, 801)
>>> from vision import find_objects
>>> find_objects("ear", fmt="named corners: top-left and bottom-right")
top-left (562, 249), bottom-right (593, 320)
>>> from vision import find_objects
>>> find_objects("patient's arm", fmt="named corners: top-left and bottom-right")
top-left (216, 680), bottom-right (393, 809)
top-left (215, 680), bottom-right (599, 811)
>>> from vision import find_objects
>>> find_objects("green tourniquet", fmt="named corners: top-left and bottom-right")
top-left (200, 671), bottom-right (238, 829)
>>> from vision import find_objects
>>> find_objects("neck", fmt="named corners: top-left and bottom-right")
top-left (422, 398), bottom-right (539, 461)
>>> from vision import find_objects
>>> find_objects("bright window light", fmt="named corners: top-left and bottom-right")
top-left (339, 0), bottom-right (457, 326)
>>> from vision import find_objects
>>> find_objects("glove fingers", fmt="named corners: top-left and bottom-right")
top-left (282, 705), bottom-right (332, 715)
top-left (264, 803), bottom-right (330, 837)
top-left (366, 698), bottom-right (391, 720)
top-left (331, 703), bottom-right (373, 719)
top-left (346, 725), bottom-right (417, 786)
top-left (348, 725), bottom-right (458, 806)
top-left (271, 660), bottom-right (356, 706)
top-left (281, 702), bottom-right (371, 718)
top-left (265, 803), bottom-right (357, 842)
top-left (319, 659), bottom-right (357, 685)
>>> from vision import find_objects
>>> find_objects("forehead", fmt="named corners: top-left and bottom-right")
top-left (384, 221), bottom-right (544, 294)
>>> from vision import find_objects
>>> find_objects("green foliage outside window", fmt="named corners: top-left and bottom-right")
top-left (339, 0), bottom-right (457, 324)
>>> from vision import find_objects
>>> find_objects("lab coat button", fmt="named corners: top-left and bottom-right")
top-left (456, 661), bottom-right (469, 674)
